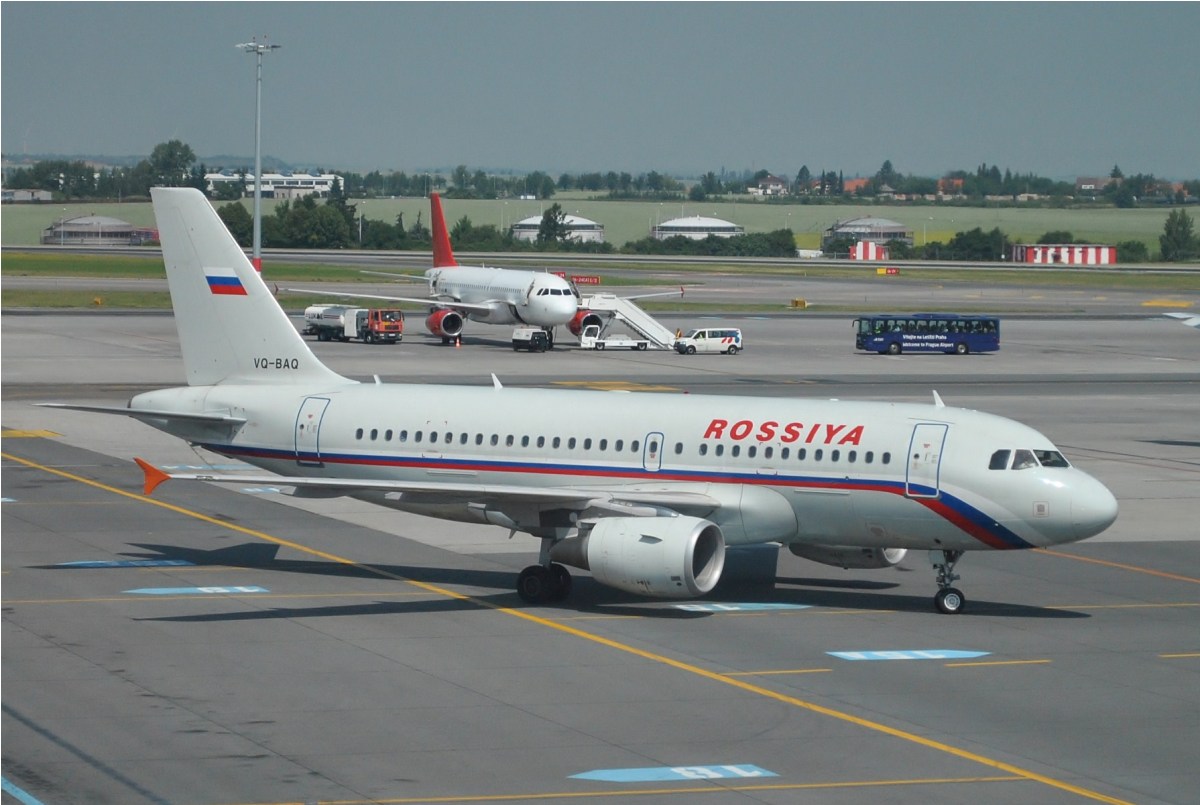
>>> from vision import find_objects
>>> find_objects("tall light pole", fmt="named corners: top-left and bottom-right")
top-left (237, 37), bottom-right (281, 271)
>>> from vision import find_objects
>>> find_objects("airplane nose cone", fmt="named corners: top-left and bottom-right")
top-left (1071, 476), bottom-right (1119, 539)
top-left (550, 296), bottom-right (577, 324)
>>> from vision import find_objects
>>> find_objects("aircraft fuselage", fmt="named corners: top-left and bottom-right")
top-left (131, 382), bottom-right (1118, 553)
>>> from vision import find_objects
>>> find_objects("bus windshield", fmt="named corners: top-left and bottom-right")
top-left (853, 314), bottom-right (1000, 356)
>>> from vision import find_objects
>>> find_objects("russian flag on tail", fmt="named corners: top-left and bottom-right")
top-left (205, 266), bottom-right (248, 295)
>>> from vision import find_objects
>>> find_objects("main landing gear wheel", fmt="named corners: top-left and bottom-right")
top-left (516, 563), bottom-right (573, 604)
top-left (930, 549), bottom-right (966, 614)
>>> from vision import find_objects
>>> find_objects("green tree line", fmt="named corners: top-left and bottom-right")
top-left (11, 140), bottom-right (1199, 259)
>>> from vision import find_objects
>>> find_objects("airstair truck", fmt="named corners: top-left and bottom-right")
top-left (303, 305), bottom-right (405, 344)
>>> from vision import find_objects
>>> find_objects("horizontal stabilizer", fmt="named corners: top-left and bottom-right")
top-left (1164, 312), bottom-right (1200, 328)
top-left (36, 402), bottom-right (246, 426)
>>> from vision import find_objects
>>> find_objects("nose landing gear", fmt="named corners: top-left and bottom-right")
top-left (931, 550), bottom-right (965, 614)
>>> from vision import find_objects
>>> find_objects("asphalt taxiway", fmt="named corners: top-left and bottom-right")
top-left (3, 309), bottom-right (1198, 805)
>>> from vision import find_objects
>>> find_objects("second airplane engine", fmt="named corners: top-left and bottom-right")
top-left (550, 516), bottom-right (725, 598)
top-left (567, 309), bottom-right (604, 337)
top-left (788, 544), bottom-right (907, 570)
top-left (425, 309), bottom-right (464, 338)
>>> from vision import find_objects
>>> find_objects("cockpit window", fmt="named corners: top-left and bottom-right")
top-left (1035, 450), bottom-right (1070, 468)
top-left (991, 448), bottom-right (1070, 471)
top-left (1011, 449), bottom-right (1038, 470)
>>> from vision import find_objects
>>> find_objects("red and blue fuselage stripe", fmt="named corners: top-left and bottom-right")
top-left (203, 442), bottom-right (1034, 550)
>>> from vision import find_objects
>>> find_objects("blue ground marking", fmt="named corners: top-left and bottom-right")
top-left (674, 603), bottom-right (811, 612)
top-left (240, 487), bottom-right (282, 494)
top-left (572, 764), bottom-right (777, 783)
top-left (3, 776), bottom-right (47, 805)
top-left (57, 560), bottom-right (195, 569)
top-left (1, 497), bottom-right (15, 503)
top-left (123, 586), bottom-right (268, 595)
top-left (828, 650), bottom-right (990, 661)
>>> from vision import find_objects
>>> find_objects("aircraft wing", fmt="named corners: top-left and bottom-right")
top-left (284, 287), bottom-right (497, 314)
top-left (361, 270), bottom-right (427, 283)
top-left (134, 459), bottom-right (720, 516)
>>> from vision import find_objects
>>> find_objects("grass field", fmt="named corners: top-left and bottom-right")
top-left (3, 249), bottom-right (1197, 311)
top-left (1, 193), bottom-right (1182, 252)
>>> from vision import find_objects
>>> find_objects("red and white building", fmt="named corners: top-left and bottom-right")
top-left (850, 240), bottom-right (889, 261)
top-left (1011, 244), bottom-right (1117, 265)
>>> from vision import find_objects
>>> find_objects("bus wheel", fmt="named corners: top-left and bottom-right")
top-left (727, 345), bottom-right (740, 355)
top-left (955, 342), bottom-right (969, 355)
top-left (887, 343), bottom-right (901, 355)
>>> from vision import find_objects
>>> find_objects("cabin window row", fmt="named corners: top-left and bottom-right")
top-left (354, 427), bottom-right (645, 454)
top-left (351, 427), bottom-right (890, 466)
top-left (699, 443), bottom-right (890, 464)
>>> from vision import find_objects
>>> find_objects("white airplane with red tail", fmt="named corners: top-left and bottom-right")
top-left (291, 193), bottom-right (605, 344)
top-left (43, 188), bottom-right (1119, 614)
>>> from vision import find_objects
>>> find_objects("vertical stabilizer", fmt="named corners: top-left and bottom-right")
top-left (430, 192), bottom-right (459, 268)
top-left (150, 187), bottom-right (352, 387)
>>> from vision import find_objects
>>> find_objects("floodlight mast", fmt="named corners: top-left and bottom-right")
top-left (236, 37), bottom-right (281, 271)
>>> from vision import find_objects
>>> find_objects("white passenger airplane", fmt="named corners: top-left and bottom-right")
top-left (46, 188), bottom-right (1119, 614)
top-left (291, 193), bottom-right (580, 344)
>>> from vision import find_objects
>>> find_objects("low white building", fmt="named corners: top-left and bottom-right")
top-left (652, 215), bottom-right (744, 240)
top-left (511, 213), bottom-right (605, 243)
top-left (41, 215), bottom-right (155, 245)
top-left (204, 170), bottom-right (343, 199)
top-left (2, 189), bottom-right (53, 203)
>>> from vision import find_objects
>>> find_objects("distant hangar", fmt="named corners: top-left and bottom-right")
top-left (652, 215), bottom-right (744, 240)
top-left (511, 213), bottom-right (605, 243)
top-left (823, 217), bottom-right (913, 248)
top-left (41, 214), bottom-right (155, 246)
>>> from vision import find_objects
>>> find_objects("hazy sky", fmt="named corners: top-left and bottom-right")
top-left (3, 2), bottom-right (1197, 180)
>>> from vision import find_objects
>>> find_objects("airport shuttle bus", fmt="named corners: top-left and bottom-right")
top-left (854, 313), bottom-right (1000, 355)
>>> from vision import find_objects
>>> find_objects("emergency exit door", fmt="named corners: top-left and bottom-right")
top-left (906, 423), bottom-right (947, 498)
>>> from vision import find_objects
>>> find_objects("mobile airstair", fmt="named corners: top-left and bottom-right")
top-left (579, 293), bottom-right (677, 349)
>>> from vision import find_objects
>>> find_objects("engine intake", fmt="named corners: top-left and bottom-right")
top-left (550, 516), bottom-right (725, 598)
top-left (788, 544), bottom-right (907, 570)
top-left (425, 309), bottom-right (464, 338)
top-left (568, 310), bottom-right (604, 337)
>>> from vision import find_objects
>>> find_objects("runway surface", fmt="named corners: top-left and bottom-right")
top-left (3, 306), bottom-right (1198, 805)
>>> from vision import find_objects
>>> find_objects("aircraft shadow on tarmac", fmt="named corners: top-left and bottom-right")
top-left (39, 541), bottom-right (1088, 621)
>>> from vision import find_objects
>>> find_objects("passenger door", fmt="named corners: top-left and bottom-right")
top-left (295, 397), bottom-right (331, 466)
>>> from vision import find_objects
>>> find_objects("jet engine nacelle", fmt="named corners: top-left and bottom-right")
top-left (567, 309), bottom-right (604, 337)
top-left (550, 516), bottom-right (725, 598)
top-left (425, 309), bottom-right (464, 339)
top-left (788, 544), bottom-right (907, 570)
